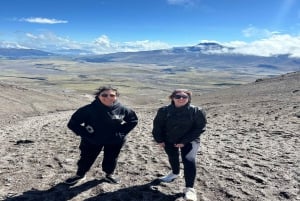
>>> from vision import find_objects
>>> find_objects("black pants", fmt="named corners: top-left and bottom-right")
top-left (164, 141), bottom-right (200, 188)
top-left (76, 140), bottom-right (124, 177)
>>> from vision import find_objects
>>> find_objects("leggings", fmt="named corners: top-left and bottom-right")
top-left (164, 141), bottom-right (200, 188)
top-left (76, 140), bottom-right (124, 176)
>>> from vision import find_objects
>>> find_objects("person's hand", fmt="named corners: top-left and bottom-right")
top-left (158, 142), bottom-right (165, 148)
top-left (174, 143), bottom-right (184, 148)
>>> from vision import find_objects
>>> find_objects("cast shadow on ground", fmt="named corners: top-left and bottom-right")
top-left (4, 179), bottom-right (105, 201)
top-left (4, 179), bottom-right (183, 201)
top-left (84, 179), bottom-right (183, 201)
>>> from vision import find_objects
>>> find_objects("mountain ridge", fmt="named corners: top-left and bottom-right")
top-left (1, 43), bottom-right (299, 75)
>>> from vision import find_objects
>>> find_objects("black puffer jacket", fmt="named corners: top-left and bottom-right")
top-left (68, 98), bottom-right (138, 145)
top-left (152, 103), bottom-right (206, 144)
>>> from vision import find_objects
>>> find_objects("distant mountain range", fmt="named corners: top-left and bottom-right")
top-left (1, 43), bottom-right (300, 73)
top-left (76, 43), bottom-right (300, 73)
top-left (0, 48), bottom-right (56, 58)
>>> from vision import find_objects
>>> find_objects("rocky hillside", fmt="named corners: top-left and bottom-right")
top-left (0, 72), bottom-right (299, 201)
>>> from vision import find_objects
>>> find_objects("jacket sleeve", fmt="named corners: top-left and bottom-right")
top-left (67, 106), bottom-right (90, 137)
top-left (180, 107), bottom-right (207, 144)
top-left (118, 108), bottom-right (138, 135)
top-left (152, 107), bottom-right (167, 143)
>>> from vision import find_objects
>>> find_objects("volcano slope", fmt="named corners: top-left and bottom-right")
top-left (0, 71), bottom-right (299, 201)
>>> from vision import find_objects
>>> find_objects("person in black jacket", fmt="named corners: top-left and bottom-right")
top-left (64, 86), bottom-right (138, 185)
top-left (152, 89), bottom-right (206, 201)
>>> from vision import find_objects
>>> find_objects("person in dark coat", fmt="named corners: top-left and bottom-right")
top-left (65, 85), bottom-right (138, 185)
top-left (152, 89), bottom-right (206, 201)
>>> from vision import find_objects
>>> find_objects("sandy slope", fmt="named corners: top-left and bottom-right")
top-left (0, 72), bottom-right (299, 201)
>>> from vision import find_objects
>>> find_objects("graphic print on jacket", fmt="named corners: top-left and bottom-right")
top-left (68, 98), bottom-right (138, 145)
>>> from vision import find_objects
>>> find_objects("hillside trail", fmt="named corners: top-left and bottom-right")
top-left (0, 72), bottom-right (300, 201)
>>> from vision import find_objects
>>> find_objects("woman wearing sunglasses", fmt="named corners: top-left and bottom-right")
top-left (64, 86), bottom-right (138, 185)
top-left (152, 89), bottom-right (206, 201)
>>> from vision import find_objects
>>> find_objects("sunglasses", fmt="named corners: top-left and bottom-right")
top-left (173, 94), bottom-right (188, 99)
top-left (100, 93), bottom-right (116, 98)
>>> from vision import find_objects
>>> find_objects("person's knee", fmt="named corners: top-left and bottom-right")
top-left (184, 155), bottom-right (196, 163)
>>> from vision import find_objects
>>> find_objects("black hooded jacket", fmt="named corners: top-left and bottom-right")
top-left (152, 103), bottom-right (206, 144)
top-left (67, 98), bottom-right (138, 145)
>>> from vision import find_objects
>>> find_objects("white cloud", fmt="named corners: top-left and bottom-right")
top-left (92, 37), bottom-right (170, 54)
top-left (15, 32), bottom-right (81, 50)
top-left (1, 30), bottom-right (299, 58)
top-left (0, 41), bottom-right (27, 49)
top-left (242, 25), bottom-right (279, 38)
top-left (0, 31), bottom-right (171, 55)
top-left (19, 17), bottom-right (68, 24)
top-left (122, 40), bottom-right (170, 51)
top-left (94, 35), bottom-right (111, 47)
top-left (224, 34), bottom-right (300, 57)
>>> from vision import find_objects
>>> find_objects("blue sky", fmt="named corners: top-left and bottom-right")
top-left (1, 0), bottom-right (300, 57)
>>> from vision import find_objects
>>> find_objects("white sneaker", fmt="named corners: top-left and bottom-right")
top-left (184, 187), bottom-right (197, 201)
top-left (159, 172), bottom-right (179, 182)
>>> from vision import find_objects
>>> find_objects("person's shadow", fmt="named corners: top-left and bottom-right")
top-left (84, 179), bottom-right (183, 201)
top-left (4, 179), bottom-right (183, 201)
top-left (4, 179), bottom-right (105, 201)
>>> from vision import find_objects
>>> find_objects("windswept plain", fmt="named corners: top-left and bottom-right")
top-left (0, 58), bottom-right (299, 201)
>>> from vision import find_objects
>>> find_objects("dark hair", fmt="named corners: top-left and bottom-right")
top-left (94, 85), bottom-right (120, 97)
top-left (169, 89), bottom-right (192, 104)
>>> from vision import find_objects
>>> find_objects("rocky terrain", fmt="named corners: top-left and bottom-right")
top-left (0, 71), bottom-right (299, 201)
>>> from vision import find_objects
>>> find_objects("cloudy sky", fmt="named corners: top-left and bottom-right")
top-left (1, 0), bottom-right (300, 57)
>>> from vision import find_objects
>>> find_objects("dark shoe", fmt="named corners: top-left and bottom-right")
top-left (104, 174), bottom-right (120, 184)
top-left (64, 175), bottom-right (86, 185)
